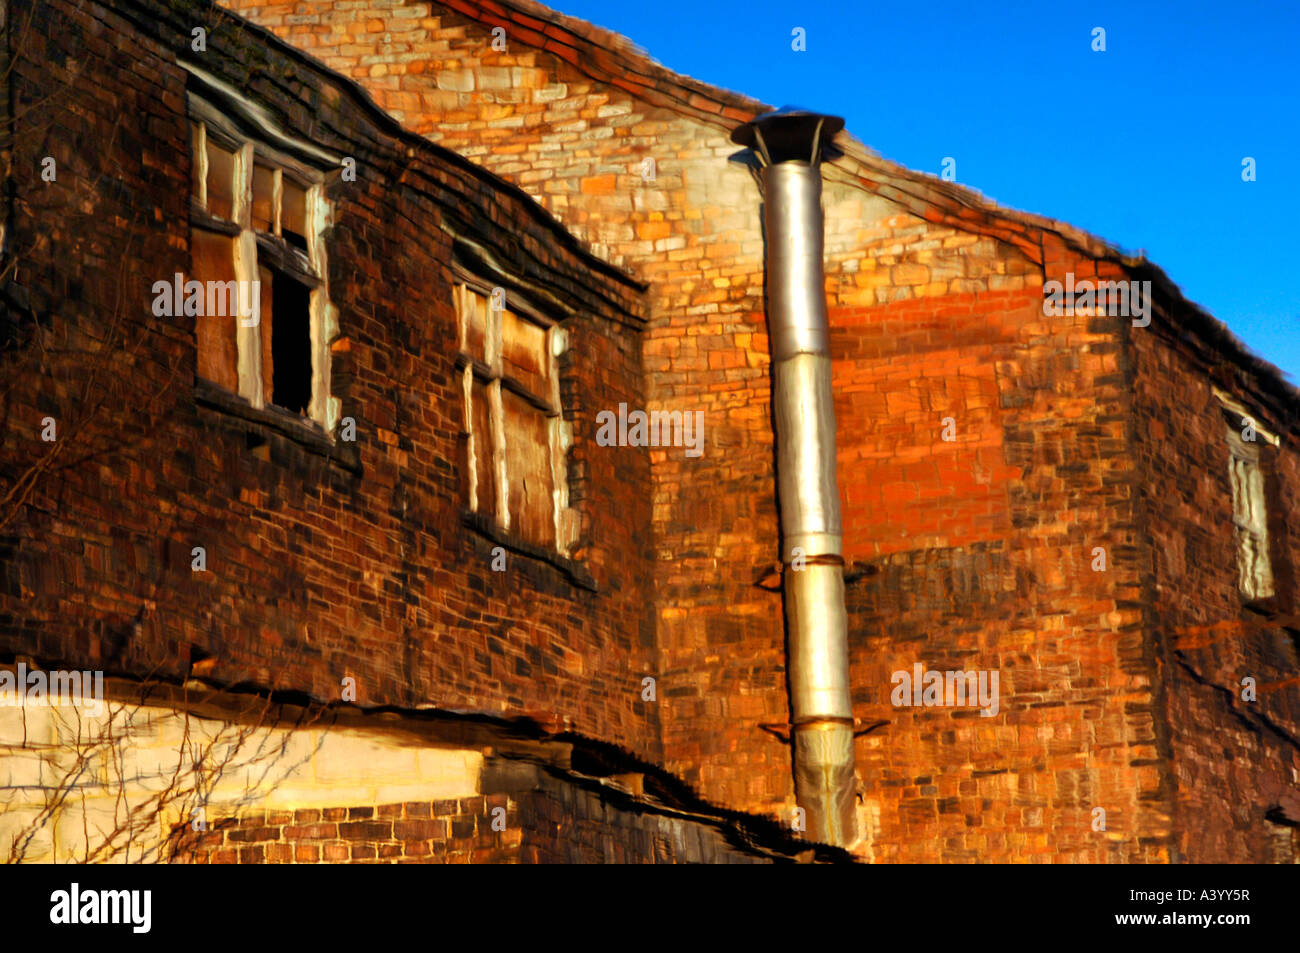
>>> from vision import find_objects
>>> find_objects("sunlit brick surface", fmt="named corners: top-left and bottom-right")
top-left (2, 0), bottom-right (658, 770)
top-left (3, 0), bottom-right (1296, 863)
top-left (218, 0), bottom-right (1300, 863)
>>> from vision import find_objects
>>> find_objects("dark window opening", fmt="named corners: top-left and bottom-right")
top-left (188, 118), bottom-right (330, 431)
top-left (282, 179), bottom-right (309, 252)
top-left (283, 229), bottom-right (309, 254)
top-left (271, 272), bottom-right (312, 414)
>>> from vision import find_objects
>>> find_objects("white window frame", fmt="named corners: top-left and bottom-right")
top-left (187, 84), bottom-right (340, 435)
top-left (1216, 388), bottom-right (1279, 602)
top-left (454, 280), bottom-right (574, 555)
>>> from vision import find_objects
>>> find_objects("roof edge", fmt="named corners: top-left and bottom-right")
top-left (166, 0), bottom-right (650, 303)
top-left (436, 0), bottom-right (1298, 412)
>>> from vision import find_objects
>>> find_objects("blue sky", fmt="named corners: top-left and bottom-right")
top-left (558, 0), bottom-right (1300, 384)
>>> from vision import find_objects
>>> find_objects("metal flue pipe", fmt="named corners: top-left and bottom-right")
top-left (732, 108), bottom-right (858, 848)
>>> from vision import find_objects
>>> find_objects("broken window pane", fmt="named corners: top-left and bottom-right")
top-left (204, 139), bottom-right (237, 221)
top-left (281, 178), bottom-right (308, 251)
top-left (188, 113), bottom-right (330, 427)
top-left (252, 164), bottom-right (276, 233)
top-left (456, 286), bottom-right (568, 550)
top-left (270, 270), bottom-right (312, 414)
top-left (191, 229), bottom-right (239, 391)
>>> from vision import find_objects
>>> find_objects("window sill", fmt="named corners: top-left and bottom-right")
top-left (460, 509), bottom-right (596, 592)
top-left (195, 378), bottom-right (361, 474)
top-left (1241, 595), bottom-right (1300, 630)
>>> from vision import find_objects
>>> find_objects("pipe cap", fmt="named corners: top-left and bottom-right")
top-left (731, 106), bottom-right (845, 166)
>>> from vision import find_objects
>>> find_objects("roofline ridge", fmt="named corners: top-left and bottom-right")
top-left (235, 0), bottom-right (1300, 410)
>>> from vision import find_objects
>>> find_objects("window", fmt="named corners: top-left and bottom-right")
top-left (1217, 389), bottom-right (1280, 602)
top-left (188, 113), bottom-right (332, 426)
top-left (455, 283), bottom-right (575, 555)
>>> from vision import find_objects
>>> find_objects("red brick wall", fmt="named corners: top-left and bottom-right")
top-left (207, 2), bottom-right (783, 819)
top-left (0, 0), bottom-right (659, 762)
top-left (209, 0), bottom-right (1205, 861)
top-left (836, 250), bottom-right (1165, 861)
top-left (204, 0), bottom-right (806, 816)
top-left (175, 799), bottom-right (522, 864)
top-left (1130, 315), bottom-right (1300, 863)
top-left (12, 0), bottom-right (1295, 864)
top-left (173, 783), bottom-right (787, 864)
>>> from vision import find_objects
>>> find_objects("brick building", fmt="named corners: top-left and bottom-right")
top-left (1, 0), bottom-right (1297, 862)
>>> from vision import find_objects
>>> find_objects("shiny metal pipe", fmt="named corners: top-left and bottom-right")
top-left (792, 720), bottom-right (858, 847)
top-left (764, 164), bottom-right (831, 363)
top-left (733, 109), bottom-right (858, 848)
top-left (773, 352), bottom-right (841, 558)
top-left (783, 562), bottom-right (851, 721)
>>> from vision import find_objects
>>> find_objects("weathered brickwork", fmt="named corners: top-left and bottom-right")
top-left (837, 268), bottom-right (1163, 862)
top-left (1130, 312), bottom-right (1300, 863)
top-left (175, 799), bottom-right (523, 863)
top-left (5, 0), bottom-right (1296, 864)
top-left (173, 782), bottom-right (784, 863)
top-left (513, 773), bottom-right (778, 863)
top-left (1, 0), bottom-right (660, 765)
top-left (207, 0), bottom-right (1233, 862)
